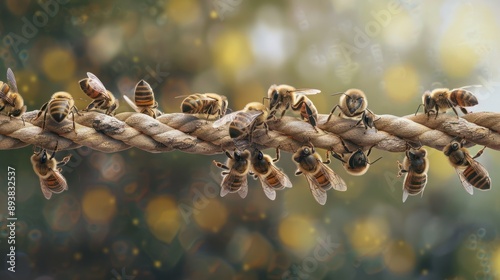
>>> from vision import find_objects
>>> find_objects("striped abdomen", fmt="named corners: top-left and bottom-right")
top-left (135, 80), bottom-right (155, 107)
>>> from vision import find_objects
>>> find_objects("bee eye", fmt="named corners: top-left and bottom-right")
top-left (41, 151), bottom-right (47, 163)
top-left (258, 152), bottom-right (263, 160)
top-left (272, 91), bottom-right (278, 101)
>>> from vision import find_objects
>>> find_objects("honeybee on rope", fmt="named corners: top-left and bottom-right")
top-left (443, 138), bottom-right (491, 195)
top-left (30, 142), bottom-right (71, 200)
top-left (213, 102), bottom-right (270, 149)
top-left (417, 87), bottom-right (479, 119)
top-left (78, 72), bottom-right (119, 115)
top-left (397, 144), bottom-right (429, 203)
top-left (293, 143), bottom-right (347, 205)
top-left (250, 147), bottom-right (292, 200)
top-left (266, 84), bottom-right (321, 130)
top-left (0, 68), bottom-right (26, 119)
top-left (331, 139), bottom-right (381, 176)
top-left (327, 89), bottom-right (378, 129)
top-left (179, 93), bottom-right (228, 120)
top-left (213, 149), bottom-right (251, 198)
top-left (123, 79), bottom-right (162, 118)
top-left (33, 91), bottom-right (80, 131)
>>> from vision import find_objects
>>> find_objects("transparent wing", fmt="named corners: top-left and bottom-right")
top-left (402, 187), bottom-right (409, 203)
top-left (303, 173), bottom-right (327, 205)
top-left (87, 72), bottom-right (107, 93)
top-left (39, 179), bottom-right (53, 200)
top-left (255, 174), bottom-right (277, 200)
top-left (123, 95), bottom-right (139, 112)
top-left (238, 182), bottom-right (248, 199)
top-left (319, 163), bottom-right (347, 192)
top-left (6, 68), bottom-right (18, 93)
top-left (455, 167), bottom-right (474, 195)
top-left (0, 91), bottom-right (14, 105)
top-left (269, 164), bottom-right (293, 189)
top-left (213, 111), bottom-right (238, 127)
top-left (293, 88), bottom-right (321, 95)
top-left (221, 172), bottom-right (249, 199)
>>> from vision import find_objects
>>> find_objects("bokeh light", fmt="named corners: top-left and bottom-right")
top-left (82, 186), bottom-right (117, 224)
top-left (145, 195), bottom-right (181, 243)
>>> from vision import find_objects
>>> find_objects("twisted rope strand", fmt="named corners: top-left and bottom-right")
top-left (1, 110), bottom-right (499, 154)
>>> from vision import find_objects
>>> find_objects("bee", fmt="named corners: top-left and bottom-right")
top-left (0, 68), bottom-right (27, 118)
top-left (327, 89), bottom-right (377, 129)
top-left (30, 142), bottom-right (71, 200)
top-left (266, 84), bottom-right (320, 121)
top-left (293, 143), bottom-right (347, 205)
top-left (397, 144), bottom-right (429, 202)
top-left (33, 91), bottom-right (80, 131)
top-left (213, 149), bottom-right (251, 198)
top-left (213, 102), bottom-right (270, 148)
top-left (443, 139), bottom-right (491, 194)
top-left (180, 93), bottom-right (228, 119)
top-left (123, 79), bottom-right (162, 118)
top-left (331, 139), bottom-right (381, 176)
top-left (250, 147), bottom-right (293, 200)
top-left (78, 72), bottom-right (119, 115)
top-left (419, 87), bottom-right (478, 118)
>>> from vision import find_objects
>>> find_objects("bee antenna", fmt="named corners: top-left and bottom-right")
top-left (414, 103), bottom-right (424, 116)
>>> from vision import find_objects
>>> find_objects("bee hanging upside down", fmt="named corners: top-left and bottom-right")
top-left (293, 143), bottom-right (347, 205)
top-left (443, 138), bottom-right (491, 195)
top-left (250, 147), bottom-right (292, 200)
top-left (30, 142), bottom-right (71, 200)
top-left (397, 144), bottom-right (429, 203)
top-left (213, 149), bottom-right (251, 198)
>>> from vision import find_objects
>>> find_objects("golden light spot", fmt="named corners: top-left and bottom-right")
top-left (41, 48), bottom-right (76, 82)
top-left (278, 215), bottom-right (317, 253)
top-left (82, 187), bottom-right (117, 224)
top-left (243, 263), bottom-right (250, 271)
top-left (193, 199), bottom-right (228, 233)
top-left (145, 195), bottom-right (180, 244)
top-left (132, 218), bottom-right (139, 226)
top-left (383, 65), bottom-right (419, 103)
top-left (6, 0), bottom-right (30, 16)
top-left (422, 269), bottom-right (428, 276)
top-left (210, 10), bottom-right (218, 19)
top-left (239, 233), bottom-right (273, 270)
top-left (438, 5), bottom-right (500, 78)
top-left (154, 260), bottom-right (162, 268)
top-left (212, 31), bottom-right (253, 76)
top-left (383, 240), bottom-right (416, 275)
top-left (165, 0), bottom-right (201, 25)
top-left (73, 252), bottom-right (82, 261)
top-left (132, 247), bottom-right (139, 255)
top-left (103, 247), bottom-right (109, 254)
top-left (347, 217), bottom-right (390, 257)
top-left (428, 152), bottom-right (454, 181)
top-left (491, 247), bottom-right (500, 276)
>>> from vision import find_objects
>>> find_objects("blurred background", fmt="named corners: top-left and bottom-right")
top-left (0, 0), bottom-right (500, 279)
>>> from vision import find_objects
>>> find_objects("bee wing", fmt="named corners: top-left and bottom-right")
top-left (86, 72), bottom-right (107, 93)
top-left (213, 111), bottom-right (238, 127)
top-left (269, 164), bottom-right (293, 189)
top-left (255, 174), bottom-right (277, 200)
top-left (0, 90), bottom-right (14, 105)
top-left (39, 179), bottom-right (53, 200)
top-left (6, 68), bottom-right (18, 93)
top-left (293, 89), bottom-right (321, 95)
top-left (402, 187), bottom-right (409, 203)
top-left (238, 181), bottom-right (248, 199)
top-left (319, 163), bottom-right (347, 192)
top-left (123, 95), bottom-right (140, 112)
top-left (455, 167), bottom-right (474, 195)
top-left (303, 173), bottom-right (327, 205)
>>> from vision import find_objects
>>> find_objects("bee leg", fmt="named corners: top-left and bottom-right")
top-left (414, 103), bottom-right (423, 116)
top-left (295, 169), bottom-right (303, 176)
top-left (33, 102), bottom-right (48, 121)
top-left (396, 160), bottom-right (407, 177)
top-left (450, 105), bottom-right (460, 118)
top-left (0, 104), bottom-right (4, 111)
top-left (459, 107), bottom-right (469, 114)
top-left (273, 146), bottom-right (280, 162)
top-left (331, 150), bottom-right (347, 164)
top-left (327, 105), bottom-right (340, 122)
top-left (323, 150), bottom-right (331, 164)
top-left (264, 122), bottom-right (271, 136)
top-left (472, 146), bottom-right (487, 159)
top-left (85, 100), bottom-right (97, 111)
top-left (58, 154), bottom-right (72, 167)
top-left (212, 159), bottom-right (229, 171)
top-left (223, 150), bottom-right (233, 159)
top-left (41, 109), bottom-right (48, 130)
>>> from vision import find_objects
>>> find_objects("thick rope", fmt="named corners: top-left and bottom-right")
top-left (1, 109), bottom-right (499, 154)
